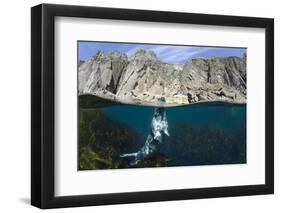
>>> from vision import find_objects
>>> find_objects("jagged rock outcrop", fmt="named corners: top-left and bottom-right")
top-left (79, 49), bottom-right (246, 107)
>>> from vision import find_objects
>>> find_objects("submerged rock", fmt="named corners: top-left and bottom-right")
top-left (79, 49), bottom-right (246, 107)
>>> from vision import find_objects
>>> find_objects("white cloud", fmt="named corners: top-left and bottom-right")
top-left (126, 45), bottom-right (149, 56)
top-left (126, 45), bottom-right (215, 63)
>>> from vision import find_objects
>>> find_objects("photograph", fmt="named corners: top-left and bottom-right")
top-left (78, 41), bottom-right (247, 170)
top-left (30, 3), bottom-right (274, 209)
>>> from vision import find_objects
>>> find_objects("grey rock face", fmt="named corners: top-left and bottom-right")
top-left (78, 49), bottom-right (246, 107)
top-left (79, 51), bottom-right (128, 95)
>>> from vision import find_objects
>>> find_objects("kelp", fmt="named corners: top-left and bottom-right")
top-left (164, 124), bottom-right (246, 166)
top-left (79, 108), bottom-right (171, 170)
top-left (79, 107), bottom-right (246, 170)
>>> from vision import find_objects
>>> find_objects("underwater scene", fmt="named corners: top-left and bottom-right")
top-left (78, 41), bottom-right (247, 170)
top-left (78, 97), bottom-right (246, 170)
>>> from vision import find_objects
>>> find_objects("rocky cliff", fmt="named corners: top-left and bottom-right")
top-left (78, 49), bottom-right (246, 107)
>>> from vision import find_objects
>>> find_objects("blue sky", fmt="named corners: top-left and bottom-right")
top-left (78, 41), bottom-right (246, 64)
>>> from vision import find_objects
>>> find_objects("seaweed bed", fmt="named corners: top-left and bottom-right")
top-left (78, 96), bottom-right (246, 170)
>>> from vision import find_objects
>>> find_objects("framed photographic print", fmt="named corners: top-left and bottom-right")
top-left (31, 3), bottom-right (274, 209)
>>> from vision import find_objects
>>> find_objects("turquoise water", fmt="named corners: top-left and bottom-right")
top-left (103, 103), bottom-right (246, 166)
top-left (105, 103), bottom-right (246, 137)
top-left (79, 100), bottom-right (246, 169)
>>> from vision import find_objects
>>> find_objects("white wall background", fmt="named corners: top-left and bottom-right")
top-left (0, 0), bottom-right (279, 212)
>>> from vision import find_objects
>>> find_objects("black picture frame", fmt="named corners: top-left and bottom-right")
top-left (31, 3), bottom-right (274, 209)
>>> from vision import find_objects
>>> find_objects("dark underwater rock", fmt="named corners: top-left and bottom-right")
top-left (79, 94), bottom-right (117, 108)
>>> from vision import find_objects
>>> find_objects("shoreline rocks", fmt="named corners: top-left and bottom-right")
top-left (79, 49), bottom-right (246, 107)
